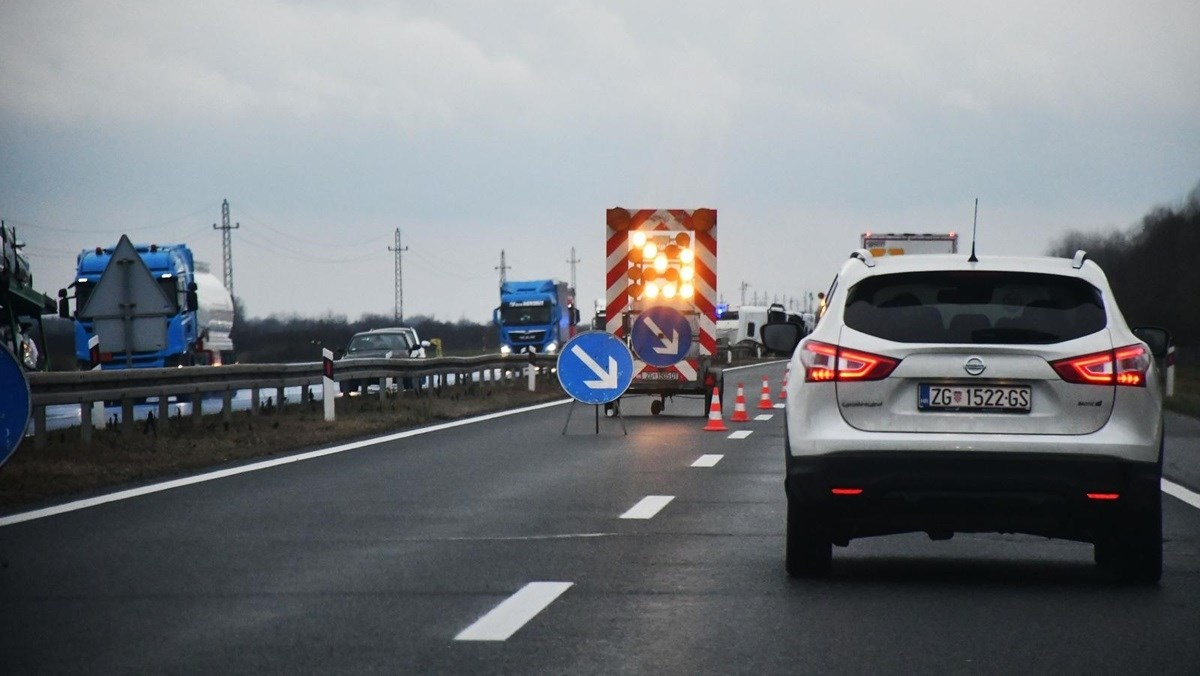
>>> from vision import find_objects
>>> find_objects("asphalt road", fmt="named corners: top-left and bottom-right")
top-left (3, 362), bottom-right (1199, 674)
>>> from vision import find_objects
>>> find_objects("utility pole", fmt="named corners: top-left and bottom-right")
top-left (496, 249), bottom-right (511, 287)
top-left (740, 281), bottom-right (750, 307)
top-left (213, 199), bottom-right (239, 296)
top-left (388, 228), bottom-right (409, 323)
top-left (566, 246), bottom-right (580, 292)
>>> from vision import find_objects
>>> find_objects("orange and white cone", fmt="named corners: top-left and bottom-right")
top-left (757, 374), bottom-right (775, 410)
top-left (779, 365), bottom-right (790, 400)
top-left (730, 383), bottom-right (751, 422)
top-left (703, 386), bottom-right (729, 431)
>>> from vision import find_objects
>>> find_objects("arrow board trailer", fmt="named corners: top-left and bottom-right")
top-left (605, 208), bottom-right (721, 415)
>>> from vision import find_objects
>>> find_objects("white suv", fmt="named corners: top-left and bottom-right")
top-left (762, 250), bottom-right (1169, 583)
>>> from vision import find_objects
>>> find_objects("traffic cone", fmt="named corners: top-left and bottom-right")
top-left (779, 365), bottom-right (790, 400)
top-left (703, 386), bottom-right (728, 431)
top-left (757, 375), bottom-right (775, 410)
top-left (730, 383), bottom-right (751, 422)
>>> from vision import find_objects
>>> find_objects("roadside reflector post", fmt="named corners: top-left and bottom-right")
top-left (322, 348), bottom-right (335, 422)
top-left (88, 335), bottom-right (105, 431)
top-left (1166, 343), bottom-right (1176, 397)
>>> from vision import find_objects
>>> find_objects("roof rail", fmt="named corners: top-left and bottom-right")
top-left (1072, 250), bottom-right (1088, 269)
top-left (850, 249), bottom-right (876, 268)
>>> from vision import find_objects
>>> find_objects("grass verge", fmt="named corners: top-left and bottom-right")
top-left (1, 383), bottom-right (566, 511)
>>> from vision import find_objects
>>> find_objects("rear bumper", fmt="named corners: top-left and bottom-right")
top-left (785, 451), bottom-right (1161, 545)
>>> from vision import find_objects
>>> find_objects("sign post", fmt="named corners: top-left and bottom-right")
top-left (557, 332), bottom-right (634, 434)
top-left (0, 343), bottom-right (31, 469)
top-left (322, 348), bottom-right (335, 422)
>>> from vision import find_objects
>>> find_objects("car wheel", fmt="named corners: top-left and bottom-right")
top-left (1095, 496), bottom-right (1162, 585)
top-left (650, 399), bottom-right (664, 416)
top-left (786, 496), bottom-right (832, 578)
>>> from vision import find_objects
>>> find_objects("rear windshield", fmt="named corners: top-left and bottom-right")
top-left (843, 271), bottom-right (1106, 344)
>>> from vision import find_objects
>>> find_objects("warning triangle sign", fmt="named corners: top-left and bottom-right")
top-left (78, 235), bottom-right (173, 319)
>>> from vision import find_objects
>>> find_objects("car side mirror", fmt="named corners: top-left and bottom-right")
top-left (1132, 326), bottom-right (1171, 359)
top-left (760, 323), bottom-right (803, 356)
top-left (493, 307), bottom-right (501, 324)
top-left (186, 282), bottom-right (199, 312)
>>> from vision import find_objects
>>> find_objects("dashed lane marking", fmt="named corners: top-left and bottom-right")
top-left (1162, 478), bottom-right (1200, 511)
top-left (727, 430), bottom-right (753, 440)
top-left (754, 414), bottom-right (774, 421)
top-left (773, 403), bottom-right (785, 409)
top-left (620, 495), bottom-right (675, 519)
top-left (455, 582), bottom-right (573, 642)
top-left (691, 454), bottom-right (723, 467)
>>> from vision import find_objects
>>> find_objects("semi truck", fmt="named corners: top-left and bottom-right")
top-left (861, 232), bottom-right (958, 256)
top-left (605, 208), bottom-right (721, 415)
top-left (494, 279), bottom-right (579, 355)
top-left (192, 263), bottom-right (236, 365)
top-left (63, 239), bottom-right (204, 369)
top-left (0, 222), bottom-right (56, 370)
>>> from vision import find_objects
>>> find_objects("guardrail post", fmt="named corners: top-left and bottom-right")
top-left (222, 390), bottom-right (233, 424)
top-left (80, 402), bottom-right (93, 444)
top-left (251, 388), bottom-right (260, 415)
top-left (121, 397), bottom-right (134, 436)
top-left (33, 405), bottom-right (46, 449)
top-left (191, 392), bottom-right (202, 426)
top-left (276, 386), bottom-right (286, 413)
top-left (158, 395), bottom-right (170, 433)
top-left (379, 377), bottom-right (387, 404)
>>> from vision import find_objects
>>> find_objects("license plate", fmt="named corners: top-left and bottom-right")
top-left (918, 384), bottom-right (1031, 412)
top-left (636, 371), bottom-right (680, 381)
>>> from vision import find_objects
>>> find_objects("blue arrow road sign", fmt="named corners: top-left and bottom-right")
top-left (557, 331), bottom-right (635, 405)
top-left (0, 343), bottom-right (32, 469)
top-left (631, 305), bottom-right (692, 368)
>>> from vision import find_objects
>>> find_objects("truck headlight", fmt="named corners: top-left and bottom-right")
top-left (500, 344), bottom-right (512, 355)
top-left (545, 341), bottom-right (558, 353)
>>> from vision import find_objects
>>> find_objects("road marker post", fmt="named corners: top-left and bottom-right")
top-left (322, 348), bottom-right (335, 422)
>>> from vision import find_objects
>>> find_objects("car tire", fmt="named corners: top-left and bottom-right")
top-left (1095, 496), bottom-right (1162, 585)
top-left (786, 496), bottom-right (832, 578)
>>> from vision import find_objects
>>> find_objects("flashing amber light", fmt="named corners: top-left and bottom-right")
top-left (628, 282), bottom-right (644, 299)
top-left (831, 488), bottom-right (864, 496)
top-left (680, 265), bottom-right (695, 282)
top-left (665, 243), bottom-right (681, 259)
top-left (629, 247), bottom-right (644, 264)
top-left (628, 266), bottom-right (643, 281)
top-left (663, 267), bottom-right (680, 284)
top-left (644, 282), bottom-right (660, 299)
top-left (680, 283), bottom-right (695, 299)
top-left (643, 242), bottom-right (658, 260)
top-left (680, 248), bottom-right (695, 264)
top-left (631, 231), bottom-right (647, 248)
top-left (1086, 492), bottom-right (1120, 501)
top-left (676, 233), bottom-right (691, 247)
top-left (642, 267), bottom-right (658, 283)
top-left (662, 282), bottom-right (678, 299)
top-left (653, 253), bottom-right (668, 274)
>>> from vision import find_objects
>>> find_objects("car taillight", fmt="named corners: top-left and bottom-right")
top-left (802, 341), bottom-right (899, 382)
top-left (1050, 344), bottom-right (1149, 387)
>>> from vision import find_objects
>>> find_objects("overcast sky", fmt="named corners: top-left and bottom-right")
top-left (3, 1), bottom-right (1198, 323)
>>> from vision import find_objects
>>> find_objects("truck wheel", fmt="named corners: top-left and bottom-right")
top-left (786, 496), bottom-right (831, 578)
top-left (650, 399), bottom-right (664, 416)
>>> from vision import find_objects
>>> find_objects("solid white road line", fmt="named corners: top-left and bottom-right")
top-left (754, 414), bottom-right (774, 421)
top-left (727, 430), bottom-right (753, 440)
top-left (721, 360), bottom-right (789, 372)
top-left (620, 495), bottom-right (675, 519)
top-left (691, 454), bottom-right (723, 467)
top-left (455, 582), bottom-right (573, 642)
top-left (0, 399), bottom-right (572, 528)
top-left (1162, 478), bottom-right (1200, 511)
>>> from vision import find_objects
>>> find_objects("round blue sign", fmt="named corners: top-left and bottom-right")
top-left (0, 342), bottom-right (32, 469)
top-left (556, 331), bottom-right (635, 405)
top-left (631, 306), bottom-right (692, 368)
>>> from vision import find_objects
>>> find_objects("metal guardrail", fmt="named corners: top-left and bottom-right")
top-left (26, 353), bottom-right (559, 446)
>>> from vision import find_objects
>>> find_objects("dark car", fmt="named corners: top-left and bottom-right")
top-left (339, 328), bottom-right (425, 394)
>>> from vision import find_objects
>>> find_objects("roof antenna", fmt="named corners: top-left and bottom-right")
top-left (968, 197), bottom-right (979, 263)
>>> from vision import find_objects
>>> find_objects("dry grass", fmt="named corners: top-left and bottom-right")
top-left (1, 383), bottom-right (565, 510)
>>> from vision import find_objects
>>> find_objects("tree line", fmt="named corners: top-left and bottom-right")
top-left (1048, 181), bottom-right (1199, 349)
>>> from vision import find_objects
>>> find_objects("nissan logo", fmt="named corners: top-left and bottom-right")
top-left (964, 357), bottom-right (987, 376)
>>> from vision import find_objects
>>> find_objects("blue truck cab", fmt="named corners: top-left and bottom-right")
top-left (69, 242), bottom-right (199, 369)
top-left (494, 279), bottom-right (579, 356)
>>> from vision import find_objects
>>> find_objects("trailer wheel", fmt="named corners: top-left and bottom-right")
top-left (650, 399), bottom-right (664, 416)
